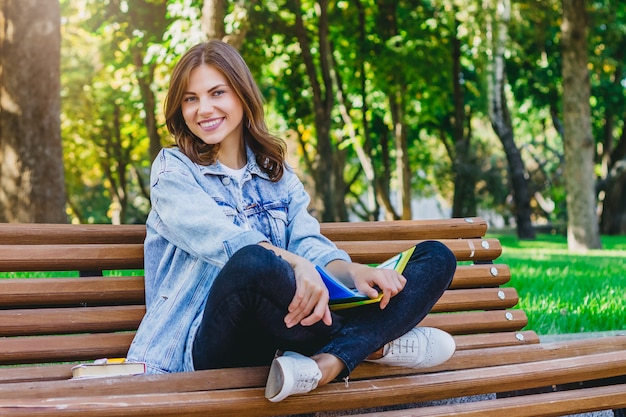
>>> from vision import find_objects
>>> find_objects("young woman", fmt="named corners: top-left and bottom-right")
top-left (126, 40), bottom-right (457, 402)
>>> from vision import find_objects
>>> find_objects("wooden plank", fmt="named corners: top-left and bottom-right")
top-left (0, 276), bottom-right (145, 307)
top-left (0, 304), bottom-right (520, 340)
top-left (0, 331), bottom-right (540, 384)
top-left (449, 264), bottom-right (510, 289)
top-left (0, 218), bottom-right (486, 246)
top-left (431, 287), bottom-right (519, 313)
top-left (347, 384), bottom-right (626, 417)
top-left (420, 309), bottom-right (528, 335)
top-left (0, 305), bottom-right (144, 336)
top-left (0, 266), bottom-right (508, 309)
top-left (0, 239), bottom-right (498, 272)
top-left (0, 350), bottom-right (624, 416)
top-left (0, 266), bottom-right (510, 309)
top-left (453, 331), bottom-right (539, 350)
top-left (0, 333), bottom-right (135, 365)
top-left (2, 337), bottom-right (623, 395)
top-left (319, 217), bottom-right (488, 241)
top-left (336, 238), bottom-right (502, 264)
top-left (0, 310), bottom-right (527, 365)
top-left (0, 244), bottom-right (144, 272)
top-left (0, 224), bottom-right (146, 245)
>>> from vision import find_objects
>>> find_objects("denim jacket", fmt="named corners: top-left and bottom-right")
top-left (126, 146), bottom-right (350, 374)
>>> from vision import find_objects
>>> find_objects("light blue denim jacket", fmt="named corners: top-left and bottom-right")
top-left (126, 146), bottom-right (350, 374)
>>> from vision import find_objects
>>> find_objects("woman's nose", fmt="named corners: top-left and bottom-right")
top-left (199, 97), bottom-right (213, 114)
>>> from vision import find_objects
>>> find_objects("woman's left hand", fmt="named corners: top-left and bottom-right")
top-left (325, 261), bottom-right (406, 310)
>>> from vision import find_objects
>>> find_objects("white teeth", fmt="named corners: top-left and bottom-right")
top-left (200, 119), bottom-right (220, 128)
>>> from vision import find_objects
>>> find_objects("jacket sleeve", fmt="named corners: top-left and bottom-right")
top-left (148, 149), bottom-right (268, 268)
top-left (283, 171), bottom-right (352, 267)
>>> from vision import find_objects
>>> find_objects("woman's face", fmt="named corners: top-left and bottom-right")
top-left (181, 64), bottom-right (244, 152)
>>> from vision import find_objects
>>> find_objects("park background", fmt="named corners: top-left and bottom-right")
top-left (0, 0), bottom-right (624, 336)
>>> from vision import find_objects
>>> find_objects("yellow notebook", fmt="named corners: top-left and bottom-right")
top-left (71, 358), bottom-right (146, 379)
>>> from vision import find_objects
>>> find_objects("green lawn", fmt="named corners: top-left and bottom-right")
top-left (490, 232), bottom-right (626, 336)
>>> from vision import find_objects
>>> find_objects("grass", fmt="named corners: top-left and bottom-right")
top-left (489, 232), bottom-right (626, 336)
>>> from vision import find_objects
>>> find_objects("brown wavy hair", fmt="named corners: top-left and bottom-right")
top-left (164, 40), bottom-right (286, 181)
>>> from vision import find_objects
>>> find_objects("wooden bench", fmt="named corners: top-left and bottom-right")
top-left (0, 217), bottom-right (624, 416)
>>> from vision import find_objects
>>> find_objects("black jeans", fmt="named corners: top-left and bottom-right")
top-left (192, 241), bottom-right (456, 374)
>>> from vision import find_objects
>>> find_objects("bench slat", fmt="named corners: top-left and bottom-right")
top-left (336, 238), bottom-right (502, 263)
top-left (0, 332), bottom-right (545, 385)
top-left (0, 224), bottom-right (145, 245)
top-left (453, 331), bottom-right (539, 350)
top-left (0, 276), bottom-right (145, 307)
top-left (449, 264), bottom-right (511, 289)
top-left (0, 305), bottom-right (144, 336)
top-left (0, 351), bottom-right (624, 416)
top-left (0, 244), bottom-right (144, 272)
top-left (420, 309), bottom-right (528, 335)
top-left (0, 333), bottom-right (134, 365)
top-left (0, 218), bottom-right (488, 246)
top-left (431, 287), bottom-right (519, 312)
top-left (0, 239), bottom-right (499, 272)
top-left (0, 288), bottom-right (517, 338)
top-left (0, 265), bottom-right (511, 309)
top-left (2, 337), bottom-right (622, 395)
top-left (0, 296), bottom-right (522, 338)
top-left (348, 383), bottom-right (626, 417)
top-left (319, 217), bottom-right (488, 241)
top-left (0, 306), bottom-right (528, 365)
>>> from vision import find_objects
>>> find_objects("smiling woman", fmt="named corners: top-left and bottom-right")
top-left (180, 64), bottom-right (245, 167)
top-left (125, 40), bottom-right (458, 403)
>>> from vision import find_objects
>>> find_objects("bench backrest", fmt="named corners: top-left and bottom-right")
top-left (0, 217), bottom-right (537, 369)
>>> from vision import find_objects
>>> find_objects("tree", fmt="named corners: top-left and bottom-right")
top-left (0, 0), bottom-right (67, 223)
top-left (60, 0), bottom-right (168, 224)
top-left (487, 0), bottom-right (535, 239)
top-left (561, 0), bottom-right (601, 249)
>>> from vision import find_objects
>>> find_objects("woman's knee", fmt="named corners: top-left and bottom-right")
top-left (419, 240), bottom-right (456, 268)
top-left (226, 244), bottom-right (293, 283)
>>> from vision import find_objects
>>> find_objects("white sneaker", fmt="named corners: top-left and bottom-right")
top-left (366, 327), bottom-right (456, 368)
top-left (265, 351), bottom-right (322, 402)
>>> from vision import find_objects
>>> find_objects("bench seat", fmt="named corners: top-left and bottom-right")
top-left (0, 217), bottom-right (624, 416)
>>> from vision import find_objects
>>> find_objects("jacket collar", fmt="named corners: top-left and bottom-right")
top-left (197, 144), bottom-right (271, 180)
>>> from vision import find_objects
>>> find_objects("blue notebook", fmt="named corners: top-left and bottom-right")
top-left (315, 247), bottom-right (415, 310)
top-left (315, 265), bottom-right (382, 310)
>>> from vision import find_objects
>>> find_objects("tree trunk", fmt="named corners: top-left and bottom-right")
top-left (561, 0), bottom-right (601, 250)
top-left (202, 0), bottom-right (227, 40)
top-left (488, 0), bottom-right (535, 239)
top-left (380, 0), bottom-right (411, 220)
top-left (388, 91), bottom-right (411, 220)
top-left (600, 162), bottom-right (626, 234)
top-left (133, 51), bottom-right (161, 162)
top-left (450, 17), bottom-right (477, 219)
top-left (600, 125), bottom-right (626, 234)
top-left (0, 0), bottom-right (66, 223)
top-left (292, 0), bottom-right (346, 221)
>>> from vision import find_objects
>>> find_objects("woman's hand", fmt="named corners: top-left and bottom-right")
top-left (285, 258), bottom-right (332, 328)
top-left (258, 242), bottom-right (332, 328)
top-left (325, 261), bottom-right (406, 309)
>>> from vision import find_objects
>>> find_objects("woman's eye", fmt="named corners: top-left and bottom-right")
top-left (213, 90), bottom-right (225, 97)
top-left (183, 96), bottom-right (197, 103)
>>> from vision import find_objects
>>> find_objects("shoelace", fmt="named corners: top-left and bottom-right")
top-left (386, 336), bottom-right (417, 355)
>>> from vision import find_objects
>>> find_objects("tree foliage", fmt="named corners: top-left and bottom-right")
top-left (51, 0), bottom-right (626, 238)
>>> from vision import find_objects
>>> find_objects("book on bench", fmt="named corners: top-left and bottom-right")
top-left (71, 358), bottom-right (146, 379)
top-left (317, 246), bottom-right (415, 311)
